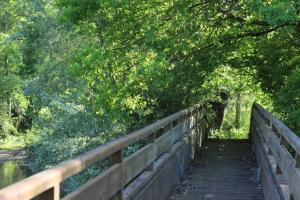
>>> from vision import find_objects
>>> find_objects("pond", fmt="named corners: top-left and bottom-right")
top-left (0, 160), bottom-right (30, 189)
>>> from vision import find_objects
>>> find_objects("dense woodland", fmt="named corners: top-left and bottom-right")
top-left (1, 0), bottom-right (300, 193)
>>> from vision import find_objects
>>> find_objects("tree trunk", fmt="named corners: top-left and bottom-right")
top-left (210, 91), bottom-right (229, 130)
top-left (9, 97), bottom-right (12, 116)
top-left (235, 92), bottom-right (241, 129)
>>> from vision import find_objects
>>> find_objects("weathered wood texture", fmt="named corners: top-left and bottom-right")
top-left (251, 103), bottom-right (300, 200)
top-left (0, 104), bottom-right (206, 200)
top-left (169, 140), bottom-right (264, 200)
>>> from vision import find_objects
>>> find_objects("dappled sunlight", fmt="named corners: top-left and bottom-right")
top-left (0, 0), bottom-right (299, 199)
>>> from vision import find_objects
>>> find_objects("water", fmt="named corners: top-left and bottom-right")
top-left (0, 161), bottom-right (30, 189)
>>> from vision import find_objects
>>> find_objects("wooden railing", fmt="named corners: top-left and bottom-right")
top-left (251, 103), bottom-right (300, 200)
top-left (0, 104), bottom-right (206, 200)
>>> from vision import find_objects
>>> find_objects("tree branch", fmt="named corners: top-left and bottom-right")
top-left (236, 22), bottom-right (298, 38)
top-left (219, 9), bottom-right (269, 27)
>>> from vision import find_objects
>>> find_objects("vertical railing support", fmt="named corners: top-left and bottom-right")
top-left (36, 184), bottom-right (60, 200)
top-left (164, 123), bottom-right (173, 132)
top-left (194, 107), bottom-right (201, 154)
top-left (275, 165), bottom-right (282, 175)
top-left (177, 116), bottom-right (184, 133)
top-left (190, 110), bottom-right (194, 129)
top-left (112, 150), bottom-right (123, 200)
top-left (295, 154), bottom-right (300, 168)
top-left (145, 132), bottom-right (157, 171)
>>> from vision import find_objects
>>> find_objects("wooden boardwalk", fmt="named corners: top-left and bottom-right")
top-left (170, 140), bottom-right (264, 200)
top-left (1, 103), bottom-right (300, 200)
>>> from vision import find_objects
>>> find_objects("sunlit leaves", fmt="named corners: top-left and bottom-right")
top-left (250, 0), bottom-right (299, 26)
top-left (2, 0), bottom-right (300, 192)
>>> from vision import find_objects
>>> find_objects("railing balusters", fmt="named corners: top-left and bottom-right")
top-left (111, 150), bottom-right (123, 200)
top-left (252, 103), bottom-right (300, 200)
top-left (0, 104), bottom-right (204, 200)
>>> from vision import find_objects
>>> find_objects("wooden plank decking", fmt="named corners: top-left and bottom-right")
top-left (170, 140), bottom-right (264, 200)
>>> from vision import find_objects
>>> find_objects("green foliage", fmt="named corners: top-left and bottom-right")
top-left (0, 135), bottom-right (26, 150)
top-left (275, 68), bottom-right (300, 133)
top-left (199, 66), bottom-right (259, 101)
top-left (250, 0), bottom-right (299, 26)
top-left (27, 131), bottom-right (121, 193)
top-left (0, 0), bottom-right (29, 140)
top-left (203, 66), bottom-right (272, 139)
top-left (1, 0), bottom-right (300, 194)
top-left (0, 115), bottom-right (17, 139)
top-left (211, 96), bottom-right (252, 139)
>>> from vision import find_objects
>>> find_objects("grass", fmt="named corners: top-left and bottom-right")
top-left (0, 136), bottom-right (26, 150)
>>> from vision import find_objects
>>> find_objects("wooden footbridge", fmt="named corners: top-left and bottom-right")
top-left (0, 103), bottom-right (300, 200)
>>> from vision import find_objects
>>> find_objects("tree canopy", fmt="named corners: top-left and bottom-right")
top-left (1, 0), bottom-right (300, 193)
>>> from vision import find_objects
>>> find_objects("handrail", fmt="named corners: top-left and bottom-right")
top-left (253, 103), bottom-right (300, 155)
top-left (0, 103), bottom-right (203, 200)
top-left (252, 103), bottom-right (300, 200)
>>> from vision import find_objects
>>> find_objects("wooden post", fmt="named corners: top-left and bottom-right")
top-left (178, 116), bottom-right (184, 134)
top-left (111, 150), bottom-right (123, 200)
top-left (112, 150), bottom-right (123, 164)
top-left (145, 132), bottom-right (156, 171)
top-left (275, 165), bottom-right (282, 175)
top-left (290, 194), bottom-right (295, 200)
top-left (295, 154), bottom-right (300, 168)
top-left (195, 107), bottom-right (199, 124)
top-left (36, 184), bottom-right (60, 200)
top-left (164, 123), bottom-right (173, 132)
top-left (280, 136), bottom-right (289, 149)
top-left (195, 107), bottom-right (201, 154)
top-left (272, 125), bottom-right (280, 140)
top-left (267, 119), bottom-right (272, 127)
top-left (249, 114), bottom-right (254, 141)
top-left (145, 132), bottom-right (156, 143)
top-left (189, 111), bottom-right (194, 130)
top-left (267, 147), bottom-right (272, 155)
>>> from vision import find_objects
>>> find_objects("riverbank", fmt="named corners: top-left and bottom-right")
top-left (0, 149), bottom-right (27, 162)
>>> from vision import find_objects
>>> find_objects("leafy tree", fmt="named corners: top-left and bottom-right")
top-left (1, 0), bottom-right (300, 193)
top-left (0, 0), bottom-right (29, 139)
top-left (275, 68), bottom-right (300, 133)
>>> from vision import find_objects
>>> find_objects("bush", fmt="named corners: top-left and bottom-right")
top-left (26, 98), bottom-right (128, 194)
top-left (275, 68), bottom-right (300, 134)
top-left (0, 114), bottom-right (18, 140)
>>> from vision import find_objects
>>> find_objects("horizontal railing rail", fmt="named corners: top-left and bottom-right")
top-left (254, 104), bottom-right (300, 155)
top-left (0, 103), bottom-right (205, 200)
top-left (252, 103), bottom-right (300, 200)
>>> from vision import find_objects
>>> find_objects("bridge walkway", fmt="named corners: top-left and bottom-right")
top-left (1, 103), bottom-right (300, 200)
top-left (170, 140), bottom-right (264, 200)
